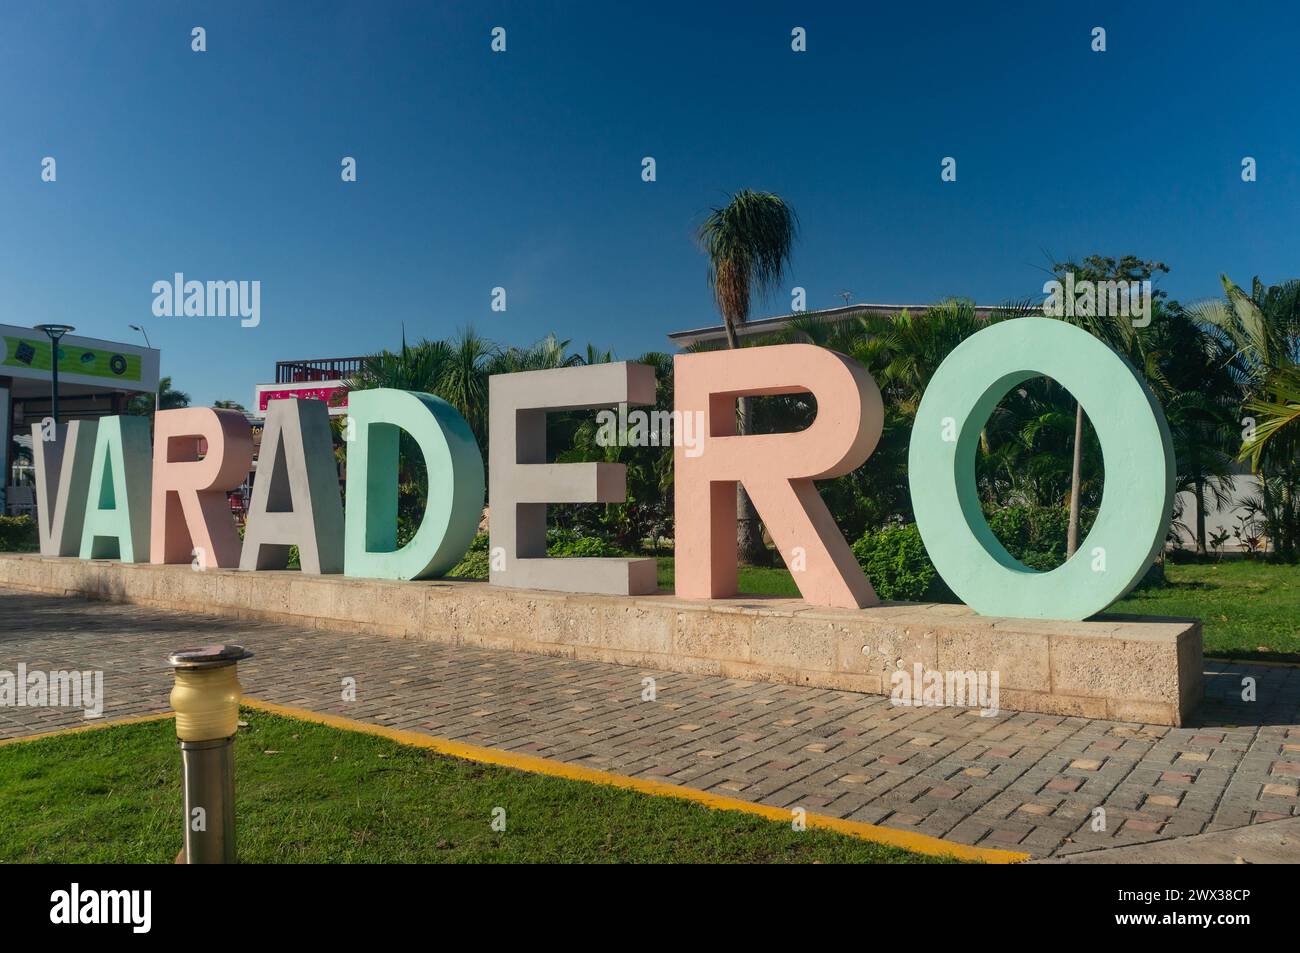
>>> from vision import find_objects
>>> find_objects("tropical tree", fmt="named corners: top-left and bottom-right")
top-left (436, 328), bottom-right (497, 446)
top-left (349, 328), bottom-right (499, 445)
top-left (1047, 255), bottom-right (1168, 555)
top-left (1204, 277), bottom-right (1300, 471)
top-left (559, 350), bottom-right (676, 550)
top-left (1245, 366), bottom-right (1300, 466)
top-left (349, 334), bottom-right (450, 393)
top-left (1131, 304), bottom-right (1238, 554)
top-left (126, 376), bottom-right (190, 417)
top-left (1190, 274), bottom-right (1300, 558)
top-left (349, 330), bottom-right (616, 540)
top-left (697, 189), bottom-right (799, 564)
top-left (346, 334), bottom-right (450, 529)
top-left (764, 299), bottom-right (1034, 537)
top-left (491, 333), bottom-right (585, 375)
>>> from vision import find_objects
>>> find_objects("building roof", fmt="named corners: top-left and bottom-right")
top-left (1, 323), bottom-right (159, 398)
top-left (666, 302), bottom-right (1032, 349)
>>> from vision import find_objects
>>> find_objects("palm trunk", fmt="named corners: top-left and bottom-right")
top-left (1066, 401), bottom-right (1083, 557)
top-left (1275, 467), bottom-right (1295, 559)
top-left (723, 320), bottom-right (769, 566)
top-left (1194, 479), bottom-right (1207, 556)
top-left (1283, 469), bottom-right (1296, 559)
top-left (735, 395), bottom-right (770, 566)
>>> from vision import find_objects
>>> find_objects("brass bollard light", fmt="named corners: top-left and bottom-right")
top-left (168, 644), bottom-right (253, 864)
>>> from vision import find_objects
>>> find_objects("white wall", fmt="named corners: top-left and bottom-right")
top-left (1171, 473), bottom-right (1266, 553)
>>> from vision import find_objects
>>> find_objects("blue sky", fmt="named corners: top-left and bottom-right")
top-left (2, 0), bottom-right (1298, 407)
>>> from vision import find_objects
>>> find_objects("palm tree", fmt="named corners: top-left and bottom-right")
top-left (491, 333), bottom-right (585, 374)
top-left (1209, 277), bottom-right (1300, 471)
top-left (1046, 256), bottom-right (1167, 555)
top-left (349, 334), bottom-right (451, 394)
top-left (697, 189), bottom-right (799, 565)
top-left (347, 334), bottom-right (454, 492)
top-left (436, 328), bottom-right (496, 446)
top-left (1191, 274), bottom-right (1300, 558)
top-left (1128, 304), bottom-right (1238, 554)
top-left (854, 300), bottom-right (994, 414)
top-left (1244, 366), bottom-right (1300, 466)
top-left (127, 376), bottom-right (190, 417)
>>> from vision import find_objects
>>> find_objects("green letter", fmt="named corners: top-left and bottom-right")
top-left (80, 416), bottom-right (152, 561)
top-left (908, 318), bottom-right (1174, 620)
top-left (343, 389), bottom-right (484, 580)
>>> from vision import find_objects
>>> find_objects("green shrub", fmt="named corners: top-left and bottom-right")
top-left (547, 530), bottom-right (621, 558)
top-left (446, 530), bottom-right (622, 580)
top-left (984, 505), bottom-right (1093, 571)
top-left (851, 524), bottom-right (946, 602)
top-left (850, 507), bottom-right (1124, 603)
top-left (0, 515), bottom-right (38, 552)
top-left (449, 533), bottom-right (490, 579)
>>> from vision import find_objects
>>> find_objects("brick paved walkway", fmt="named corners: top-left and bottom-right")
top-left (2, 586), bottom-right (1298, 858)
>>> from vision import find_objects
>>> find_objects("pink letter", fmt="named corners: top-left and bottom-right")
top-left (674, 344), bottom-right (883, 608)
top-left (151, 408), bottom-right (253, 569)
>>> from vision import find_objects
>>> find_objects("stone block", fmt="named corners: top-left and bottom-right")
top-left (0, 554), bottom-right (1203, 726)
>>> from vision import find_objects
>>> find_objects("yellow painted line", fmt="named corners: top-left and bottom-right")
top-left (1205, 656), bottom-right (1300, 669)
top-left (0, 711), bottom-right (174, 748)
top-left (240, 696), bottom-right (1027, 864)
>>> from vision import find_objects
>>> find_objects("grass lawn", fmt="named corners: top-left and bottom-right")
top-left (656, 556), bottom-right (806, 598)
top-left (0, 708), bottom-right (954, 864)
top-left (1117, 560), bottom-right (1300, 661)
top-left (656, 556), bottom-right (1300, 662)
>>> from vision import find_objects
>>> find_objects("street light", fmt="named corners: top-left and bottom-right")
top-left (168, 644), bottom-right (253, 864)
top-left (128, 324), bottom-right (159, 413)
top-left (33, 324), bottom-right (76, 426)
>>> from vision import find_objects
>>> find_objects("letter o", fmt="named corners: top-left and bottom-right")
top-left (908, 318), bottom-right (1174, 620)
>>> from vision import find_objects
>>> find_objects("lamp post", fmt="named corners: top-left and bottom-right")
top-left (33, 324), bottom-right (75, 426)
top-left (168, 644), bottom-right (253, 864)
top-left (128, 324), bottom-right (159, 414)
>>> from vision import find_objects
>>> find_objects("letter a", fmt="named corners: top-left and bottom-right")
top-left (80, 417), bottom-right (152, 561)
top-left (240, 399), bottom-right (344, 573)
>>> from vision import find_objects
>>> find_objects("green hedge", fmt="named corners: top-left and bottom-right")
top-left (850, 506), bottom-right (1092, 602)
top-left (984, 505), bottom-right (1089, 571)
top-left (448, 530), bottom-right (621, 579)
top-left (546, 529), bottom-right (622, 558)
top-left (0, 515), bottom-right (38, 552)
top-left (850, 524), bottom-right (948, 602)
top-left (450, 533), bottom-right (491, 578)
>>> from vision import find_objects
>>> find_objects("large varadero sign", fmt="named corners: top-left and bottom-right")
top-left (31, 319), bottom-right (1174, 622)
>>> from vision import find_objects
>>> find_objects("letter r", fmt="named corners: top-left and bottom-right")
top-left (150, 408), bottom-right (253, 568)
top-left (673, 344), bottom-right (883, 608)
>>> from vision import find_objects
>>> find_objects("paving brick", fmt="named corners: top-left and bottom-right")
top-left (2, 586), bottom-right (1298, 860)
top-left (1045, 777), bottom-right (1082, 793)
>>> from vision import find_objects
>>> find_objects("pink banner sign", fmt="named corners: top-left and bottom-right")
top-left (256, 382), bottom-right (348, 415)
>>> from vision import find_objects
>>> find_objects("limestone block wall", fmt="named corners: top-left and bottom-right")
top-left (0, 554), bottom-right (1203, 726)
